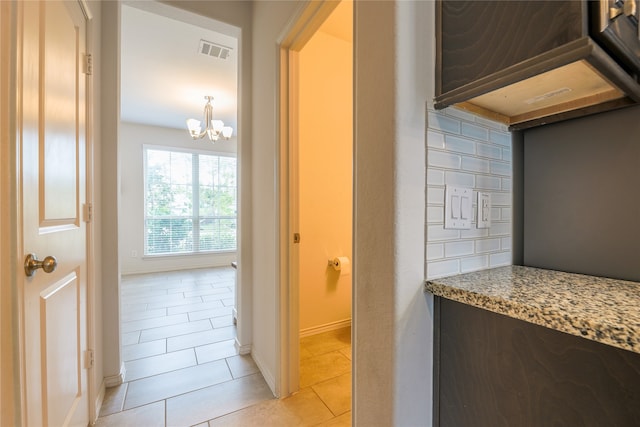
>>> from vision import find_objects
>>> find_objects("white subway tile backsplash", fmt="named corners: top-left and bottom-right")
top-left (475, 238), bottom-right (501, 253)
top-left (460, 228), bottom-right (489, 239)
top-left (427, 259), bottom-right (461, 279)
top-left (428, 150), bottom-right (462, 169)
top-left (462, 157), bottom-right (491, 174)
top-left (491, 208), bottom-right (501, 220)
top-left (491, 192), bottom-right (511, 206)
top-left (445, 241), bottom-right (474, 257)
top-left (490, 251), bottom-right (511, 267)
top-left (476, 143), bottom-right (502, 159)
top-left (428, 111), bottom-right (461, 134)
top-left (427, 168), bottom-right (445, 186)
top-left (474, 115), bottom-right (508, 131)
top-left (445, 107), bottom-right (477, 122)
top-left (489, 222), bottom-right (511, 236)
top-left (427, 243), bottom-right (444, 260)
top-left (476, 175), bottom-right (502, 190)
top-left (445, 170), bottom-right (475, 187)
top-left (444, 135), bottom-right (476, 155)
top-left (427, 130), bottom-right (445, 149)
top-left (427, 206), bottom-right (444, 223)
top-left (428, 224), bottom-right (460, 241)
top-left (427, 186), bottom-right (445, 205)
top-left (489, 129), bottom-right (511, 146)
top-left (501, 237), bottom-right (512, 250)
top-left (460, 255), bottom-right (489, 273)
top-left (490, 160), bottom-right (512, 176)
top-left (461, 122), bottom-right (489, 141)
top-left (427, 109), bottom-right (512, 279)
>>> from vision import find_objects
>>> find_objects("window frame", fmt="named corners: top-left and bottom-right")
top-left (142, 144), bottom-right (238, 257)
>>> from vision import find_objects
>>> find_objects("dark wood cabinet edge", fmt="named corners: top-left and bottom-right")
top-left (508, 97), bottom-right (636, 130)
top-left (434, 38), bottom-right (594, 106)
top-left (433, 295), bottom-right (441, 427)
top-left (434, 0), bottom-right (442, 97)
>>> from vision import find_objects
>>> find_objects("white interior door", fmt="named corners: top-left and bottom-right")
top-left (20, 1), bottom-right (89, 426)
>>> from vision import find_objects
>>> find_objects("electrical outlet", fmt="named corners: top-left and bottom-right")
top-left (477, 192), bottom-right (491, 228)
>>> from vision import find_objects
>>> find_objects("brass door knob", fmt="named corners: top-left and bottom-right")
top-left (24, 254), bottom-right (58, 277)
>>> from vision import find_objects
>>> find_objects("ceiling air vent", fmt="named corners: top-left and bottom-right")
top-left (199, 39), bottom-right (232, 60)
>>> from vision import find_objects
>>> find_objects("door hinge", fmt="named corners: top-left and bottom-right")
top-left (83, 203), bottom-right (93, 223)
top-left (293, 233), bottom-right (301, 244)
top-left (84, 349), bottom-right (94, 369)
top-left (84, 53), bottom-right (93, 75)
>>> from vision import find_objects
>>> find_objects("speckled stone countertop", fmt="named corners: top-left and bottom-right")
top-left (425, 265), bottom-right (640, 354)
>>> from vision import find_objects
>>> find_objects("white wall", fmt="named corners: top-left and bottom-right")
top-left (119, 122), bottom-right (237, 275)
top-left (353, 1), bottom-right (431, 425)
top-left (298, 30), bottom-right (352, 333)
top-left (250, 0), bottom-right (302, 393)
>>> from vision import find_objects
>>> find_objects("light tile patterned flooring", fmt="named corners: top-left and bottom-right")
top-left (96, 267), bottom-right (351, 427)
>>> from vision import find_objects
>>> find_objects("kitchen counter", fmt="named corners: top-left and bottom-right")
top-left (425, 265), bottom-right (640, 354)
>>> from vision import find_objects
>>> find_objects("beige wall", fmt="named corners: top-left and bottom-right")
top-left (298, 30), bottom-right (352, 333)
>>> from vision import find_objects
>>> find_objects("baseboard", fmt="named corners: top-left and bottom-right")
top-left (251, 350), bottom-right (276, 397)
top-left (93, 379), bottom-right (106, 424)
top-left (299, 318), bottom-right (351, 338)
top-left (103, 363), bottom-right (126, 388)
top-left (234, 337), bottom-right (251, 355)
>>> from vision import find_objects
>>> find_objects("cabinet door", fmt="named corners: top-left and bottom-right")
top-left (437, 1), bottom-right (585, 95)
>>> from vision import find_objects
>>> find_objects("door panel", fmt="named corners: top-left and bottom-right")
top-left (20, 1), bottom-right (89, 426)
top-left (42, 1), bottom-right (79, 225)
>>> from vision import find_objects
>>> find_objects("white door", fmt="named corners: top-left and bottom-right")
top-left (20, 1), bottom-right (89, 426)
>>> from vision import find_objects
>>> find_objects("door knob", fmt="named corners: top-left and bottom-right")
top-left (24, 254), bottom-right (57, 277)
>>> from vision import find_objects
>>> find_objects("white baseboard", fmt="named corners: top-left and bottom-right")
top-left (251, 350), bottom-right (276, 397)
top-left (299, 318), bottom-right (351, 338)
top-left (93, 379), bottom-right (106, 424)
top-left (234, 337), bottom-right (251, 355)
top-left (103, 363), bottom-right (126, 388)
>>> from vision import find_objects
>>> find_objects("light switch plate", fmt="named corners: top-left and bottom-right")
top-left (444, 186), bottom-right (472, 229)
top-left (477, 191), bottom-right (491, 228)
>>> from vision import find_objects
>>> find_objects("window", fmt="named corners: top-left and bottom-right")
top-left (144, 146), bottom-right (237, 256)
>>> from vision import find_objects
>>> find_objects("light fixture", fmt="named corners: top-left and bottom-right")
top-left (186, 96), bottom-right (233, 142)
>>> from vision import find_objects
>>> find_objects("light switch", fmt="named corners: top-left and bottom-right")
top-left (477, 192), bottom-right (491, 228)
top-left (445, 186), bottom-right (472, 229)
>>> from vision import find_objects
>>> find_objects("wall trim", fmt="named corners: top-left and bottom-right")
top-left (93, 379), bottom-right (106, 424)
top-left (234, 337), bottom-right (251, 355)
top-left (103, 363), bottom-right (126, 388)
top-left (300, 318), bottom-right (351, 338)
top-left (251, 350), bottom-right (276, 396)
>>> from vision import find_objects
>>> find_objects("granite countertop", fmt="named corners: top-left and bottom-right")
top-left (425, 265), bottom-right (640, 354)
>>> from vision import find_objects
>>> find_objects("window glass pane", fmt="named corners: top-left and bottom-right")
top-left (144, 147), bottom-right (236, 256)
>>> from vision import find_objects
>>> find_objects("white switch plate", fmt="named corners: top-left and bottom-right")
top-left (444, 186), bottom-right (472, 229)
top-left (477, 191), bottom-right (491, 229)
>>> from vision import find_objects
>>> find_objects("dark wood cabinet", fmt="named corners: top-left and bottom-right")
top-left (435, 1), bottom-right (640, 130)
top-left (433, 297), bottom-right (640, 427)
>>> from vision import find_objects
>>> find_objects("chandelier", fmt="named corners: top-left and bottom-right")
top-left (186, 96), bottom-right (233, 141)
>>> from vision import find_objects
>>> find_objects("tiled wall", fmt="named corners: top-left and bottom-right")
top-left (426, 107), bottom-right (512, 279)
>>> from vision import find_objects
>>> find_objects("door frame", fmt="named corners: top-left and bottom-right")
top-left (276, 0), bottom-right (342, 398)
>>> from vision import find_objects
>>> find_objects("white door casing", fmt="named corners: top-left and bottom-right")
top-left (19, 1), bottom-right (90, 426)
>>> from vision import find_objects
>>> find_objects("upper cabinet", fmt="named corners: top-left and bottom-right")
top-left (435, 0), bottom-right (640, 130)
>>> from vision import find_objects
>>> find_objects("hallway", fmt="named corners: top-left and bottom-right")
top-left (96, 267), bottom-right (351, 426)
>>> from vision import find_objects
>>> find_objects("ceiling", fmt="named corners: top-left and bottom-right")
top-left (120, 2), bottom-right (238, 132)
top-left (120, 1), bottom-right (352, 135)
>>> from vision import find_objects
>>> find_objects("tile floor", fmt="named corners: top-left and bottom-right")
top-left (96, 267), bottom-right (351, 427)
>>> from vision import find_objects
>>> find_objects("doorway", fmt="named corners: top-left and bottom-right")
top-left (278, 0), bottom-right (353, 402)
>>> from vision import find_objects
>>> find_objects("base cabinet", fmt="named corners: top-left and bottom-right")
top-left (434, 298), bottom-right (640, 427)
